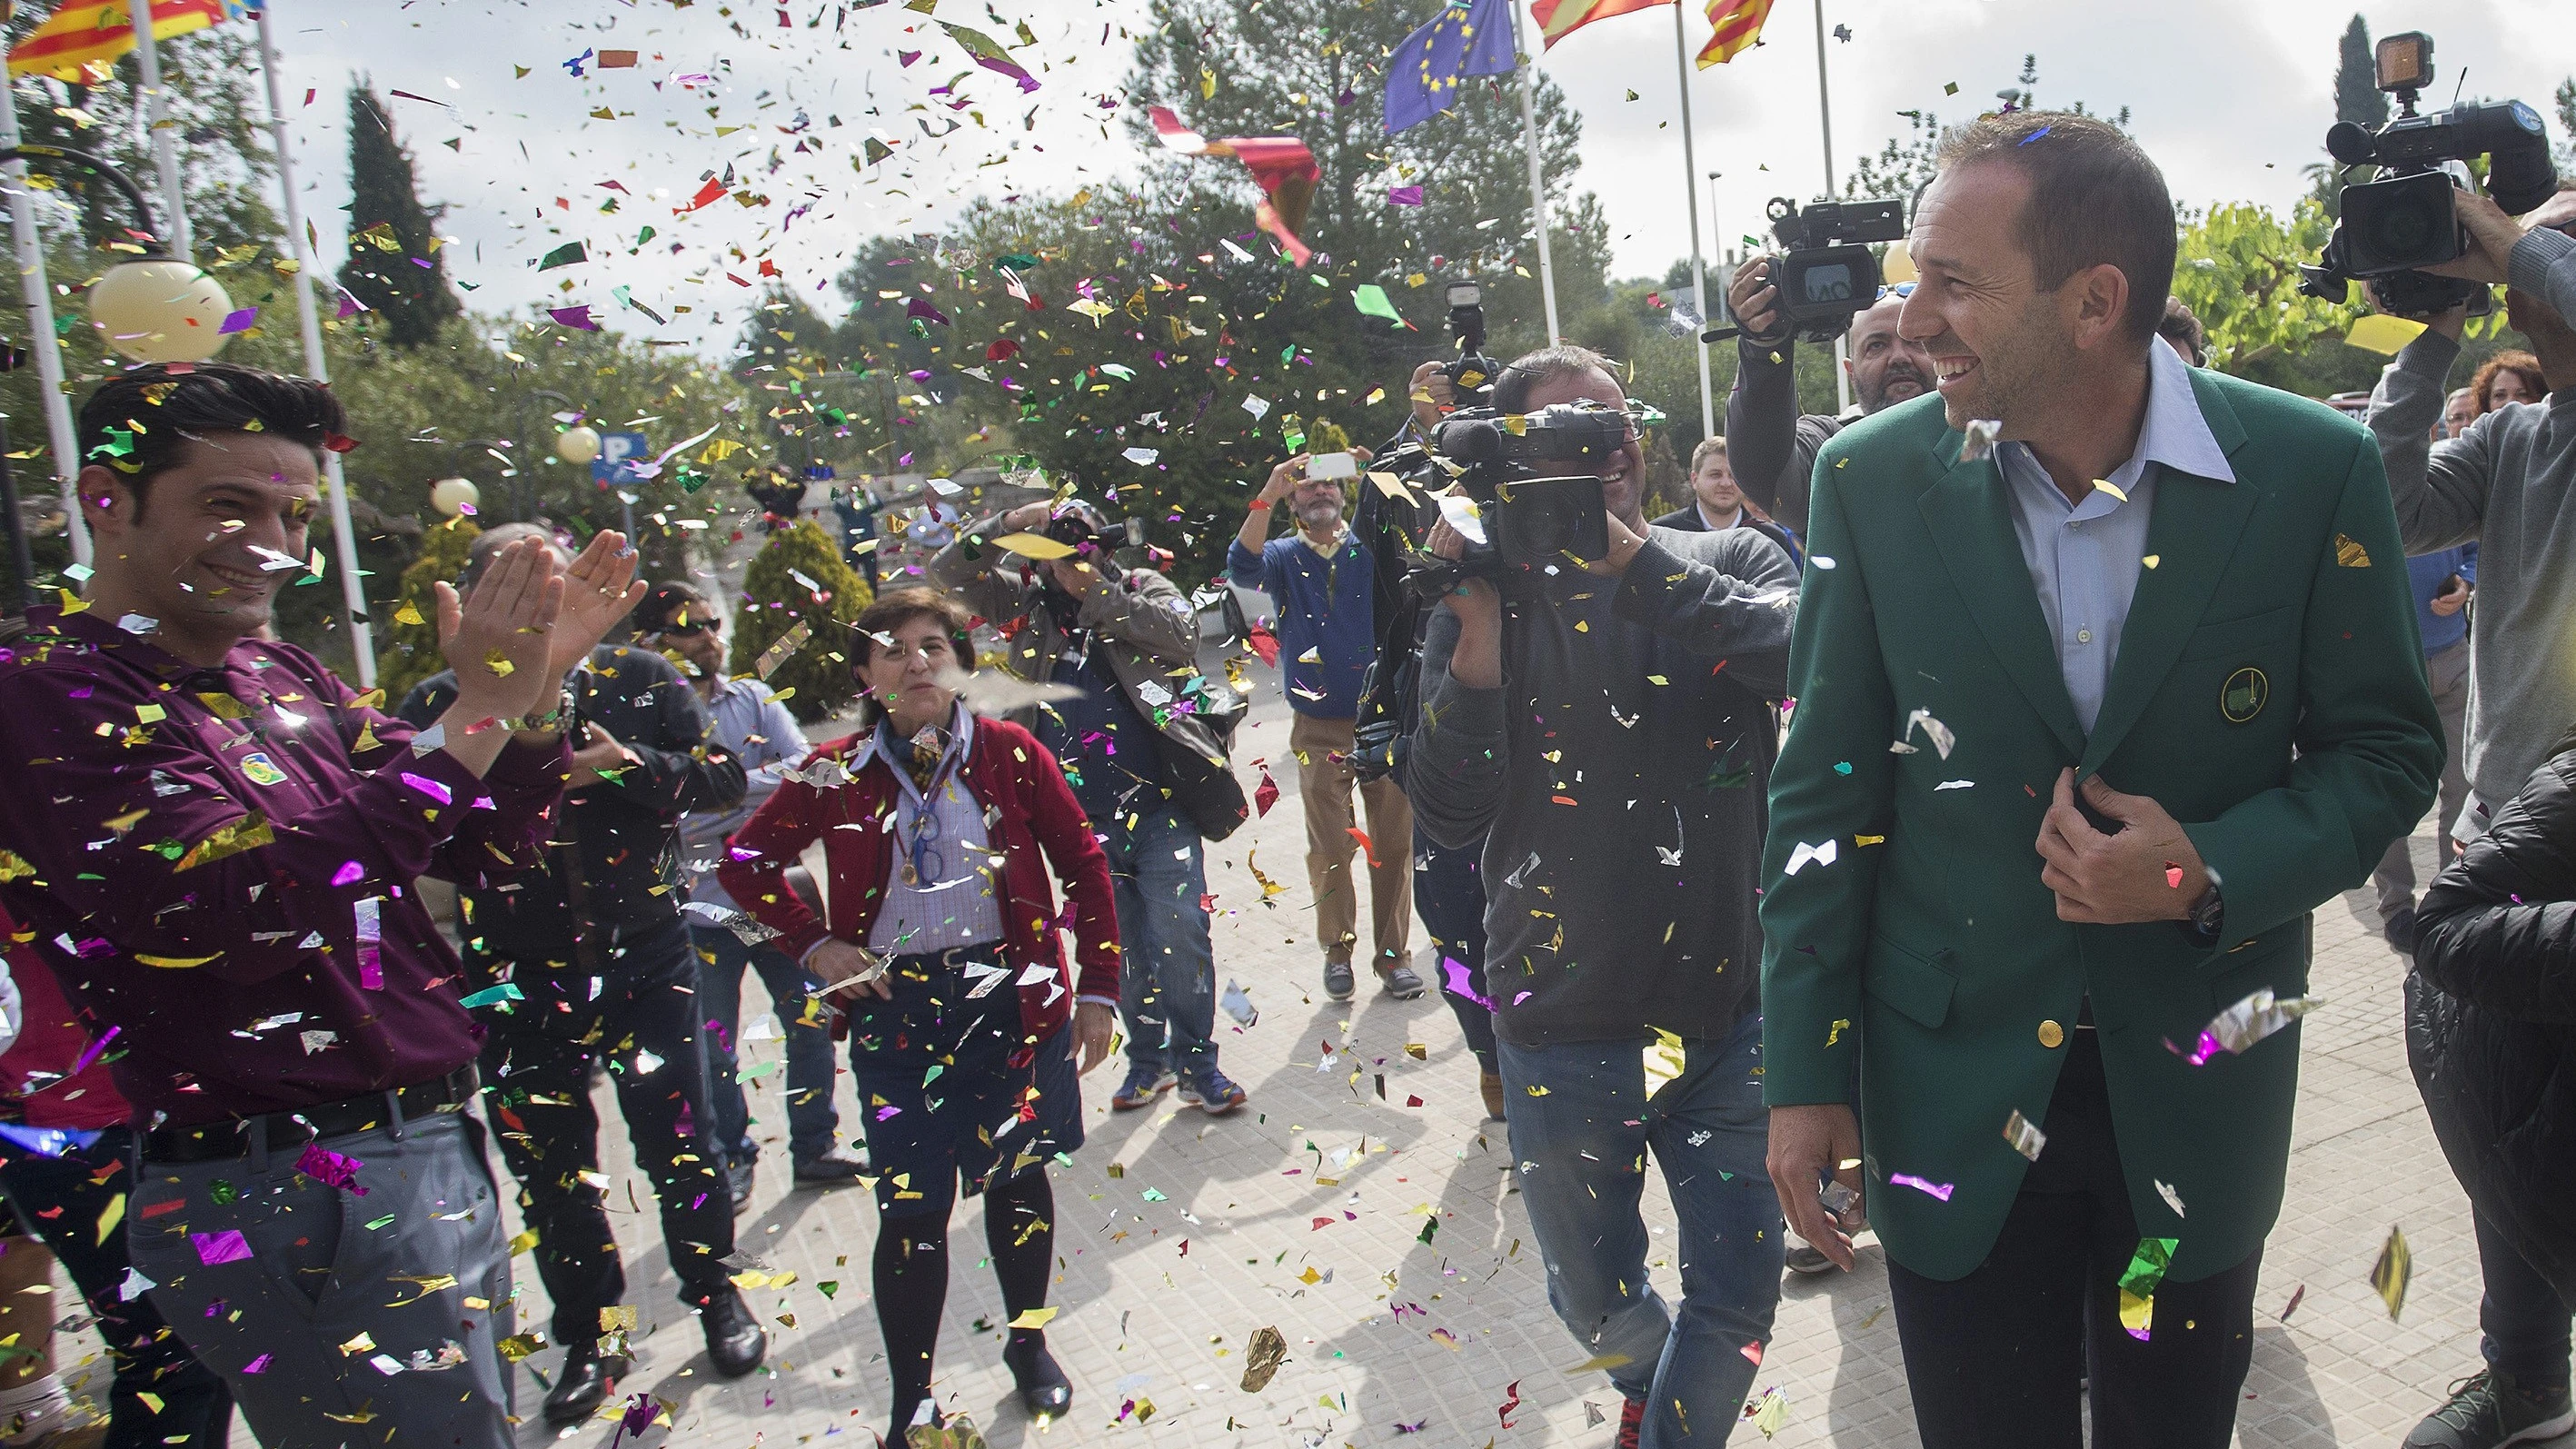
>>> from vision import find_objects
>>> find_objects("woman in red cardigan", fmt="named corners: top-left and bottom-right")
top-left (718, 587), bottom-right (1115, 1444)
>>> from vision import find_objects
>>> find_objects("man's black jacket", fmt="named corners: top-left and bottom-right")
top-left (398, 644), bottom-right (745, 964)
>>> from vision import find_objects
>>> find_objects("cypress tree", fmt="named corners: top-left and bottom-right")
top-left (339, 83), bottom-right (461, 349)
top-left (2333, 16), bottom-right (2390, 131)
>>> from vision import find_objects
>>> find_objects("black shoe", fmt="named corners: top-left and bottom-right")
top-left (1002, 1336), bottom-right (1073, 1423)
top-left (698, 1286), bottom-right (767, 1377)
top-left (791, 1146), bottom-right (869, 1184)
top-left (726, 1156), bottom-right (757, 1213)
top-left (542, 1341), bottom-right (613, 1427)
top-left (2386, 906), bottom-right (2422, 956)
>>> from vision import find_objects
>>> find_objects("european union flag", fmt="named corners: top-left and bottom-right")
top-left (1384, 0), bottom-right (1518, 135)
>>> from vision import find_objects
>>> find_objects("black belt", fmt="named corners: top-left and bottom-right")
top-left (143, 1067), bottom-right (481, 1165)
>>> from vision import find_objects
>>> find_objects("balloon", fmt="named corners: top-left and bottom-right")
top-left (88, 260), bottom-right (234, 363)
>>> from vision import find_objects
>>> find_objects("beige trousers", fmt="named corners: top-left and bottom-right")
top-left (1289, 711), bottom-right (1414, 968)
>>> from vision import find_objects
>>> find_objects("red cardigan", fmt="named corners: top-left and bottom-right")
top-left (717, 716), bottom-right (1118, 1042)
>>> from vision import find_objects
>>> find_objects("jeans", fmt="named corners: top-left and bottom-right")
top-left (0, 1127), bottom-right (233, 1449)
top-left (475, 920), bottom-right (737, 1343)
top-left (690, 923), bottom-right (840, 1168)
top-left (2479, 1206), bottom-right (2574, 1386)
top-left (1414, 830), bottom-right (1496, 1069)
top-left (2374, 637), bottom-right (2472, 918)
top-left (1103, 806), bottom-right (1219, 1080)
top-left (1498, 1012), bottom-right (1780, 1448)
top-left (130, 1110), bottom-right (514, 1449)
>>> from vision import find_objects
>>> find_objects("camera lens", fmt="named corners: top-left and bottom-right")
top-left (1804, 263), bottom-right (1856, 303)
top-left (2363, 197), bottom-right (2441, 262)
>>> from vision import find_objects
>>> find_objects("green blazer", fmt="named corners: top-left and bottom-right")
top-left (1759, 371), bottom-right (2442, 1284)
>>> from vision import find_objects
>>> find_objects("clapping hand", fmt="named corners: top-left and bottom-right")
top-left (545, 531), bottom-right (646, 680)
top-left (434, 538), bottom-right (562, 721)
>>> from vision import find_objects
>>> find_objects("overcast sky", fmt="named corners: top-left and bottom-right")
top-left (248, 0), bottom-right (2576, 358)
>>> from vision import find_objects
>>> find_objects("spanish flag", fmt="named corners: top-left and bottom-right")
top-left (1696, 0), bottom-right (1778, 67)
top-left (8, 1), bottom-right (234, 84)
top-left (1529, 0), bottom-right (1668, 51)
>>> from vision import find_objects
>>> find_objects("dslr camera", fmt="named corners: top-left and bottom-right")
top-left (1041, 496), bottom-right (1142, 561)
top-left (2297, 32), bottom-right (2556, 314)
top-left (1409, 401), bottom-right (1639, 593)
top-left (1438, 276), bottom-right (1503, 408)
top-left (1711, 195), bottom-right (1907, 344)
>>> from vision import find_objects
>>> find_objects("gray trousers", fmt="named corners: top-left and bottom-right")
top-left (2375, 637), bottom-right (2473, 919)
top-left (126, 1107), bottom-right (516, 1449)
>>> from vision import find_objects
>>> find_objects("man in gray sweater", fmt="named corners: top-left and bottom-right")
top-left (2365, 185), bottom-right (2576, 1449)
top-left (1411, 345), bottom-right (1796, 1449)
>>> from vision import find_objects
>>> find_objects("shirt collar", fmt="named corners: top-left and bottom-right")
top-left (2129, 338), bottom-right (2235, 485)
top-left (853, 699), bottom-right (974, 802)
top-left (30, 604), bottom-right (256, 690)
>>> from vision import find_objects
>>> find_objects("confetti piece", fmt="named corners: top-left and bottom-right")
top-left (990, 531), bottom-right (1077, 560)
top-left (2279, 1284), bottom-right (2306, 1321)
top-left (295, 1142), bottom-right (369, 1196)
top-left (1642, 1027), bottom-right (1686, 1100)
top-left (2165, 988), bottom-right (2320, 1066)
top-left (1240, 1325), bottom-right (1288, 1392)
top-left (1889, 1173), bottom-right (1953, 1201)
top-left (2371, 1226), bottom-right (2411, 1320)
top-left (1783, 839), bottom-right (1838, 875)
top-left (2334, 533), bottom-right (2373, 568)
top-left (1958, 418), bottom-right (2003, 461)
top-left (2155, 1179), bottom-right (2186, 1217)
top-left (191, 1230), bottom-right (253, 1265)
top-left (1007, 1306), bottom-right (1058, 1329)
top-left (2002, 1109), bottom-right (2045, 1162)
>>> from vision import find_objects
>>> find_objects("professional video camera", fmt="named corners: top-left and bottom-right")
top-left (1438, 276), bottom-right (1503, 408)
top-left (2297, 31), bottom-right (2557, 314)
top-left (1407, 400), bottom-right (1642, 593)
top-left (1707, 195), bottom-right (1907, 344)
top-left (1040, 496), bottom-right (1142, 561)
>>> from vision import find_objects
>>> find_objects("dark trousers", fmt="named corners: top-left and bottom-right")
top-left (2479, 1206), bottom-right (2574, 1385)
top-left (1413, 830), bottom-right (1496, 1070)
top-left (0, 1128), bottom-right (233, 1449)
top-left (1886, 1029), bottom-right (2262, 1449)
top-left (476, 920), bottom-right (736, 1344)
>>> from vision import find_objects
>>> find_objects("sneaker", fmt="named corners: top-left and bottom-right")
top-left (1323, 959), bottom-right (1356, 1002)
top-left (792, 1146), bottom-right (870, 1184)
top-left (1177, 1069), bottom-right (1248, 1117)
top-left (1377, 961), bottom-right (1427, 1000)
top-left (2404, 1369), bottom-right (2576, 1448)
top-left (2386, 905), bottom-right (2422, 957)
top-left (1785, 1241), bottom-right (1836, 1275)
top-left (725, 1156), bottom-right (756, 1213)
top-left (1614, 1394), bottom-right (1646, 1449)
top-left (1111, 1065), bottom-right (1178, 1111)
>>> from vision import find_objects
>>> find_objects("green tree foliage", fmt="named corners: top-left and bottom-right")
top-left (2333, 16), bottom-right (2390, 132)
top-left (338, 84), bottom-right (462, 350)
top-left (377, 518), bottom-right (480, 701)
top-left (2172, 200), bottom-right (2360, 373)
top-left (730, 521), bottom-right (871, 724)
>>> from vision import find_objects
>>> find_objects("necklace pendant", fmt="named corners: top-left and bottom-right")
top-left (900, 862), bottom-right (920, 887)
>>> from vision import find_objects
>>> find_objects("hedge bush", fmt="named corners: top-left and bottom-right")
top-left (730, 519), bottom-right (873, 724)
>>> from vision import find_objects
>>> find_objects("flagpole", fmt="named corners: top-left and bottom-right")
top-left (1507, 0), bottom-right (1560, 342)
top-left (128, 0), bottom-right (191, 261)
top-left (1674, 3), bottom-right (1714, 437)
top-left (0, 80), bottom-right (90, 567)
top-left (1812, 0), bottom-right (1849, 413)
top-left (254, 3), bottom-right (373, 685)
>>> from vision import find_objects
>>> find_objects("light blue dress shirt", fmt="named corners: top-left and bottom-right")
top-left (1996, 340), bottom-right (2236, 734)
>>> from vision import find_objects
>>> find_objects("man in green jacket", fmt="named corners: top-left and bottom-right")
top-left (1760, 110), bottom-right (2441, 1448)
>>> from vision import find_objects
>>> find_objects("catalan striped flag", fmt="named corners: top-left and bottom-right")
top-left (1529, 0), bottom-right (1668, 51)
top-left (1696, 0), bottom-right (1778, 67)
top-left (8, 0), bottom-right (235, 84)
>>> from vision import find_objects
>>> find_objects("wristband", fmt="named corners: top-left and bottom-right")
top-left (508, 689), bottom-right (575, 733)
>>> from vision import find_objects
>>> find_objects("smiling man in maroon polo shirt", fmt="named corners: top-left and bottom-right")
top-left (0, 362), bottom-right (642, 1448)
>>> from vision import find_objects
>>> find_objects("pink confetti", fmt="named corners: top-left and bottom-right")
top-left (1890, 1173), bottom-right (1954, 1201)
top-left (1387, 185), bottom-right (1424, 206)
top-left (242, 1354), bottom-right (272, 1375)
top-left (399, 771), bottom-right (453, 806)
top-left (329, 861), bottom-right (363, 887)
top-left (548, 304), bottom-right (600, 332)
top-left (1438, 955), bottom-right (1492, 1011)
top-left (216, 307), bottom-right (258, 335)
top-left (190, 1229), bottom-right (253, 1265)
top-left (293, 1142), bottom-right (368, 1196)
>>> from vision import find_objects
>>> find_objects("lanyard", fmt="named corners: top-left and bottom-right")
top-left (883, 723), bottom-right (962, 887)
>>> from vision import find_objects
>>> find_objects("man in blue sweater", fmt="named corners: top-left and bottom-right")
top-left (1231, 456), bottom-right (1423, 1003)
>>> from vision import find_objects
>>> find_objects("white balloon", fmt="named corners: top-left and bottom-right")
top-left (89, 260), bottom-right (235, 363)
top-left (554, 425), bottom-right (602, 464)
top-left (429, 477), bottom-right (480, 518)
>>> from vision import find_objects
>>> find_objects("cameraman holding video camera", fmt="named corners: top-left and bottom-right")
top-left (1723, 215), bottom-right (1939, 534)
top-left (934, 498), bottom-right (1253, 1117)
top-left (1410, 344), bottom-right (1795, 1448)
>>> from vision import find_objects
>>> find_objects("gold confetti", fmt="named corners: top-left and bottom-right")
top-left (2371, 1226), bottom-right (2411, 1320)
top-left (1241, 1325), bottom-right (1288, 1392)
top-left (2334, 534), bottom-right (2373, 568)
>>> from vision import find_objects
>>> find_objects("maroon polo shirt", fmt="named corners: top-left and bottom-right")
top-left (0, 606), bottom-right (568, 1126)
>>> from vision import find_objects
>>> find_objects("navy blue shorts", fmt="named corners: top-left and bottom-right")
top-left (844, 944), bottom-right (1085, 1220)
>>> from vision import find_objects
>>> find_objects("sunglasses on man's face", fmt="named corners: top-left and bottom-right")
top-left (655, 620), bottom-right (718, 638)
